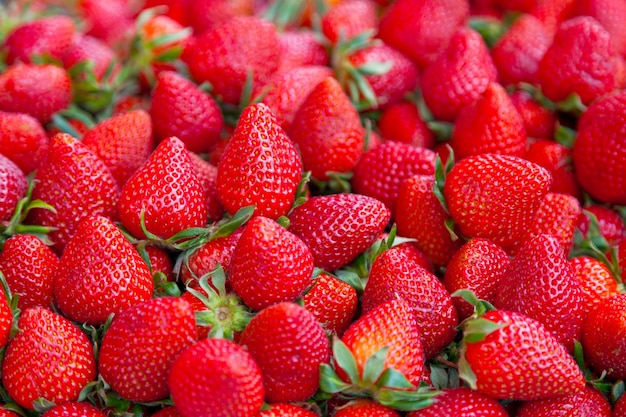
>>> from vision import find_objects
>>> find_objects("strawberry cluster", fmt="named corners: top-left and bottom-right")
top-left (0, 0), bottom-right (625, 416)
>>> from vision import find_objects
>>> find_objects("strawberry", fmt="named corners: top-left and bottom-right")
top-left (321, 0), bottom-right (378, 45)
top-left (53, 215), bottom-right (154, 325)
top-left (277, 30), bottom-right (329, 73)
top-left (333, 399), bottom-right (401, 417)
top-left (0, 111), bottom-right (49, 175)
top-left (509, 90), bottom-right (557, 140)
top-left (119, 136), bottom-right (208, 239)
top-left (0, 234), bottom-right (59, 310)
top-left (377, 101), bottom-right (435, 149)
top-left (572, 90), bottom-right (626, 204)
top-left (61, 34), bottom-right (119, 82)
top-left (186, 16), bottom-right (280, 105)
top-left (352, 141), bottom-right (436, 214)
top-left (0, 411), bottom-right (19, 417)
top-left (405, 387), bottom-right (509, 417)
top-left (151, 407), bottom-right (183, 417)
top-left (577, 205), bottom-right (625, 247)
top-left (188, 151), bottom-right (223, 223)
top-left (302, 272), bottom-right (358, 337)
top-left (184, 0), bottom-right (255, 35)
top-left (581, 293), bottom-right (626, 381)
top-left (391, 241), bottom-right (435, 273)
top-left (81, 109), bottom-right (155, 188)
top-left (458, 308), bottom-right (585, 400)
top-left (530, 0), bottom-right (578, 36)
top-left (258, 403), bottom-right (319, 417)
top-left (288, 76), bottom-right (365, 182)
top-left (1, 307), bottom-right (96, 410)
top-left (98, 297), bottom-right (197, 402)
top-left (228, 216), bottom-right (314, 311)
top-left (3, 15), bottom-right (75, 64)
top-left (450, 82), bottom-right (527, 160)
top-left (288, 193), bottom-right (391, 272)
top-left (615, 394), bottom-right (626, 417)
top-left (28, 133), bottom-right (120, 253)
top-left (41, 402), bottom-right (107, 417)
top-left (0, 153), bottom-right (27, 223)
top-left (0, 64), bottom-right (72, 124)
top-left (168, 337), bottom-right (265, 417)
top-left (0, 282), bottom-right (11, 350)
top-left (179, 228), bottom-right (242, 282)
top-left (395, 174), bottom-right (463, 267)
top-left (514, 385), bottom-right (612, 416)
top-left (494, 234), bottom-right (585, 350)
top-left (419, 27), bottom-right (498, 122)
top-left (524, 139), bottom-right (581, 200)
top-left (150, 70), bottom-right (224, 154)
top-left (443, 238), bottom-right (510, 321)
top-left (538, 16), bottom-right (620, 106)
top-left (377, 0), bottom-right (469, 70)
top-left (217, 103), bottom-right (302, 219)
top-left (443, 153), bottom-right (552, 250)
top-left (570, 256), bottom-right (622, 312)
top-left (362, 245), bottom-right (458, 359)
top-left (240, 301), bottom-right (330, 402)
top-left (576, 0), bottom-right (626, 56)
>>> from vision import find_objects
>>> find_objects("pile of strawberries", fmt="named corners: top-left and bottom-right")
top-left (0, 0), bottom-right (625, 415)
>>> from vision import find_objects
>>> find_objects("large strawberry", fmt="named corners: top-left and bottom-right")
top-left (239, 301), bottom-right (330, 402)
top-left (1, 307), bottom-right (96, 410)
top-left (228, 216), bottom-right (314, 311)
top-left (98, 297), bottom-right (197, 402)
top-left (168, 337), bottom-right (265, 417)
top-left (119, 136), bottom-right (208, 239)
top-left (405, 388), bottom-right (508, 417)
top-left (53, 215), bottom-right (154, 325)
top-left (3, 15), bottom-right (75, 64)
top-left (217, 103), bottom-right (302, 219)
top-left (288, 193), bottom-right (391, 271)
top-left (0, 111), bottom-right (49, 174)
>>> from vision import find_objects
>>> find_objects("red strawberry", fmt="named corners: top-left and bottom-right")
top-left (420, 27), bottom-right (498, 122)
top-left (615, 394), bottom-right (626, 417)
top-left (495, 234), bottom-right (585, 350)
top-left (188, 151), bottom-right (223, 222)
top-left (515, 384), bottom-right (611, 416)
top-left (576, 0), bottom-right (626, 56)
top-left (53, 215), bottom-right (154, 325)
top-left (150, 71), bottom-right (224, 154)
top-left (443, 238), bottom-right (510, 321)
top-left (0, 284), bottom-right (11, 350)
top-left (151, 407), bottom-right (183, 417)
top-left (186, 16), bottom-right (280, 104)
top-left (81, 109), bottom-right (155, 188)
top-left (168, 338), bottom-right (265, 417)
top-left (240, 301), bottom-right (330, 402)
top-left (530, 0), bottom-right (578, 36)
top-left (582, 293), bottom-right (626, 381)
top-left (277, 30), bottom-right (329, 72)
top-left (443, 154), bottom-right (552, 250)
top-left (302, 272), bottom-right (358, 336)
top-left (333, 399), bottom-right (401, 417)
top-left (321, 0), bottom-right (378, 45)
top-left (377, 101), bottom-right (435, 149)
top-left (0, 410), bottom-right (19, 417)
top-left (258, 403), bottom-right (319, 417)
top-left (570, 256), bottom-right (621, 312)
top-left (577, 205), bottom-right (625, 247)
top-left (0, 64), bottom-right (72, 124)
top-left (377, 0), bottom-right (469, 70)
top-left (0, 111), bottom-right (49, 174)
top-left (0, 153), bottom-right (27, 223)
top-left (573, 90), bottom-right (626, 204)
top-left (395, 174), bottom-right (463, 267)
top-left (3, 15), bottom-right (75, 64)
top-left (288, 193), bottom-right (391, 271)
top-left (0, 234), bottom-right (59, 310)
top-left (119, 136), bottom-right (208, 239)
top-left (538, 16), bottom-right (620, 106)
top-left (179, 228), bottom-right (242, 282)
top-left (362, 245), bottom-right (458, 359)
top-left (1, 307), bottom-right (96, 410)
top-left (352, 141), bottom-right (436, 213)
top-left (61, 34), bottom-right (119, 81)
top-left (509, 90), bottom-right (557, 140)
top-left (288, 76), bottom-right (365, 182)
top-left (406, 387), bottom-right (508, 417)
top-left (459, 309), bottom-right (585, 400)
top-left (184, 0), bottom-right (255, 35)
top-left (28, 133), bottom-right (120, 253)
top-left (217, 103), bottom-right (302, 219)
top-left (144, 245), bottom-right (175, 282)
top-left (524, 139), bottom-right (581, 200)
top-left (78, 0), bottom-right (135, 46)
top-left (41, 402), bottom-right (107, 417)
top-left (98, 297), bottom-right (197, 402)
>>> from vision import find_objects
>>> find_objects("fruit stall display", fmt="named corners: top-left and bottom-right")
top-left (0, 0), bottom-right (624, 415)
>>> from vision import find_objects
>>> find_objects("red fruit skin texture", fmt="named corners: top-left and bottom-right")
top-left (420, 27), bottom-right (498, 122)
top-left (462, 310), bottom-right (585, 400)
top-left (0, 111), bottom-right (49, 174)
top-left (3, 15), bottom-right (75, 64)
top-left (168, 338), bottom-right (265, 417)
top-left (570, 256), bottom-right (621, 313)
top-left (0, 153), bottom-right (27, 222)
top-left (443, 154), bottom-right (552, 250)
top-left (377, 101), bottom-right (435, 149)
top-left (0, 234), bottom-right (59, 310)
top-left (98, 297), bottom-right (197, 402)
top-left (510, 90), bottom-right (556, 140)
top-left (150, 406), bottom-right (183, 417)
top-left (276, 30), bottom-right (329, 73)
top-left (333, 399), bottom-right (401, 417)
top-left (538, 16), bottom-right (619, 105)
top-left (145, 245), bottom-right (175, 281)
top-left (188, 151), bottom-right (223, 223)
top-left (321, 0), bottom-right (378, 45)
top-left (41, 402), bottom-right (108, 417)
top-left (405, 387), bottom-right (508, 417)
top-left (288, 193), bottom-right (391, 272)
top-left (217, 103), bottom-right (302, 220)
top-left (582, 293), bottom-right (626, 381)
top-left (184, 0), bottom-right (255, 35)
top-left (258, 403), bottom-right (319, 417)
top-left (576, 0), bottom-right (626, 56)
top-left (615, 394), bottom-right (626, 417)
top-left (61, 34), bottom-right (118, 81)
top-left (1, 307), bottom-right (96, 410)
top-left (0, 286), bottom-right (11, 350)
top-left (54, 215), bottom-right (154, 326)
top-left (119, 136), bottom-right (208, 239)
top-left (179, 228), bottom-right (242, 282)
top-left (0, 410), bottom-right (19, 417)
top-left (578, 205), bottom-right (626, 246)
top-left (525, 139), bottom-right (581, 200)
top-left (240, 302), bottom-right (330, 403)
top-left (572, 90), bottom-right (626, 205)
top-left (515, 385), bottom-right (612, 417)
top-left (228, 216), bottom-right (314, 311)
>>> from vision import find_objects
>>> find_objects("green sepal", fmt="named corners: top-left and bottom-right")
top-left (331, 337), bottom-right (361, 385)
top-left (319, 363), bottom-right (352, 394)
top-left (427, 121), bottom-right (454, 142)
top-left (556, 92), bottom-right (587, 117)
top-left (145, 28), bottom-right (192, 50)
top-left (262, 0), bottom-right (308, 30)
top-left (433, 150), bottom-right (454, 214)
top-left (457, 346), bottom-right (478, 390)
top-left (211, 205), bottom-right (255, 240)
top-left (374, 385), bottom-right (439, 411)
top-left (332, 269), bottom-right (364, 293)
top-left (356, 61), bottom-right (393, 76)
top-left (612, 380), bottom-right (625, 404)
top-left (463, 317), bottom-right (507, 343)
top-left (362, 346), bottom-right (389, 384)
top-left (451, 289), bottom-right (496, 319)
top-left (32, 398), bottom-right (55, 414)
top-left (375, 367), bottom-right (415, 390)
top-left (276, 216), bottom-right (290, 229)
top-left (554, 122), bottom-right (577, 149)
top-left (290, 171), bottom-right (311, 212)
top-left (572, 339), bottom-right (594, 380)
top-left (468, 15), bottom-right (508, 47)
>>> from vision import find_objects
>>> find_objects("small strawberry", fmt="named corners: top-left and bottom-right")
top-left (0, 153), bottom-right (27, 223)
top-left (524, 139), bottom-right (581, 200)
top-left (240, 301), bottom-right (330, 402)
top-left (377, 101), bottom-right (435, 149)
top-left (0, 111), bottom-right (49, 174)
top-left (179, 228), bottom-right (243, 282)
top-left (168, 338), bottom-right (265, 417)
top-left (288, 193), bottom-right (391, 272)
top-left (333, 399), bottom-right (401, 417)
top-left (53, 215), bottom-right (154, 326)
top-left (144, 245), bottom-right (175, 283)
top-left (509, 90), bottom-right (557, 140)
top-left (217, 103), bottom-right (302, 219)
top-left (577, 205), bottom-right (625, 247)
top-left (3, 15), bottom-right (75, 64)
top-left (570, 256), bottom-right (622, 312)
top-left (61, 34), bottom-right (119, 82)
top-left (1, 307), bottom-right (96, 410)
top-left (321, 0), bottom-right (378, 45)
top-left (405, 387), bottom-right (509, 417)
top-left (41, 402), bottom-right (107, 417)
top-left (514, 385), bottom-right (612, 416)
top-left (258, 403), bottom-right (319, 417)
